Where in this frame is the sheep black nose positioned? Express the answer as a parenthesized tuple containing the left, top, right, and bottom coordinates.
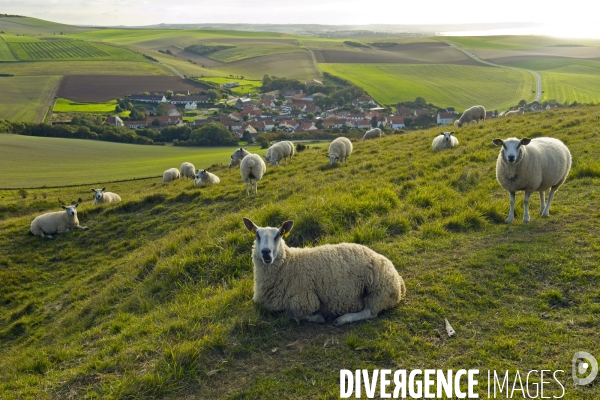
(508, 155, 515, 162)
(261, 248, 271, 255)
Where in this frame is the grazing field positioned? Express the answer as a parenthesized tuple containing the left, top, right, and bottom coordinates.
(5, 38, 145, 61)
(0, 37, 17, 61)
(0, 134, 267, 188)
(319, 63, 534, 110)
(0, 60, 170, 76)
(52, 98, 120, 114)
(0, 76, 61, 122)
(57, 75, 209, 102)
(215, 52, 319, 80)
(1, 106, 600, 398)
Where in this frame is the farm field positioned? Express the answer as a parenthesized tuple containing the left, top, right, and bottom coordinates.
(214, 51, 319, 80)
(150, 51, 223, 78)
(0, 15, 93, 35)
(440, 35, 600, 51)
(52, 98, 119, 114)
(0, 60, 170, 76)
(0, 37, 17, 61)
(319, 63, 534, 110)
(0, 76, 61, 122)
(205, 43, 307, 63)
(1, 106, 600, 398)
(0, 134, 268, 188)
(199, 77, 263, 96)
(57, 75, 209, 102)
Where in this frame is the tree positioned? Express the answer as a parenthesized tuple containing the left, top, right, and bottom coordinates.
(242, 130, 253, 144)
(256, 135, 269, 149)
(156, 103, 169, 116)
(207, 89, 219, 102)
(306, 112, 314, 119)
(414, 97, 427, 107)
(371, 115, 378, 128)
(518, 99, 527, 107)
(243, 115, 249, 121)
(151, 119, 161, 127)
(165, 90, 173, 100)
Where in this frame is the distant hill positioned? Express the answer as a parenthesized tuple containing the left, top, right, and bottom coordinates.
(0, 15, 95, 35)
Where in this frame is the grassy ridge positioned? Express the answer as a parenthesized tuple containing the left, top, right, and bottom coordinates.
(319, 63, 534, 110)
(0, 61, 169, 76)
(0, 76, 61, 122)
(1, 106, 600, 398)
(207, 44, 306, 63)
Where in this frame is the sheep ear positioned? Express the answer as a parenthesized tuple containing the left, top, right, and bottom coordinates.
(61, 205, 66, 209)
(101, 187, 106, 192)
(243, 218, 257, 233)
(492, 139, 503, 146)
(279, 220, 294, 238)
(520, 138, 531, 146)
(450, 132, 455, 135)
(90, 188, 95, 192)
(75, 203, 79, 208)
(440, 132, 445, 135)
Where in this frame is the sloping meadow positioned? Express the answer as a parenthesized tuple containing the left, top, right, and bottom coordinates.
(1, 106, 600, 398)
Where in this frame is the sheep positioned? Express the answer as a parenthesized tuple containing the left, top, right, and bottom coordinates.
(229, 147, 250, 169)
(91, 187, 121, 205)
(504, 107, 526, 116)
(243, 218, 406, 326)
(30, 204, 87, 239)
(162, 167, 180, 183)
(492, 137, 571, 223)
(180, 162, 196, 179)
(362, 127, 382, 140)
(240, 153, 266, 195)
(194, 169, 220, 186)
(432, 131, 459, 151)
(279, 140, 294, 161)
(327, 137, 353, 165)
(265, 141, 294, 166)
(455, 105, 486, 127)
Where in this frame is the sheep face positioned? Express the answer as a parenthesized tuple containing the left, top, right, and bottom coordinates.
(61, 204, 79, 217)
(195, 170, 206, 179)
(243, 218, 294, 265)
(493, 137, 531, 164)
(91, 188, 106, 201)
(440, 132, 454, 142)
(328, 154, 340, 165)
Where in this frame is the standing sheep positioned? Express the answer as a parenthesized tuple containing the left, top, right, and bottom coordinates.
(327, 137, 353, 165)
(504, 107, 526, 117)
(162, 168, 180, 183)
(30, 204, 87, 239)
(492, 137, 571, 223)
(432, 132, 459, 151)
(240, 154, 266, 195)
(229, 147, 250, 169)
(279, 140, 294, 161)
(243, 218, 406, 325)
(180, 162, 196, 179)
(454, 105, 486, 127)
(91, 187, 121, 205)
(194, 169, 220, 186)
(362, 127, 382, 141)
(265, 141, 294, 166)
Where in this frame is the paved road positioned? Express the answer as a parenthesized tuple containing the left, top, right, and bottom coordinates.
(444, 41, 542, 102)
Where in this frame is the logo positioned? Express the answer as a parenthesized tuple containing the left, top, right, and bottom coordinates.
(572, 351, 598, 386)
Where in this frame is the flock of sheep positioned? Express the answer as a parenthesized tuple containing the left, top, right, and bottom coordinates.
(28, 104, 573, 326)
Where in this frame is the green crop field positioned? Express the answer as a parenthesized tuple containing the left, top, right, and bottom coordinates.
(0, 37, 17, 61)
(207, 44, 307, 63)
(215, 51, 319, 80)
(0, 60, 169, 76)
(52, 98, 120, 114)
(199, 77, 263, 96)
(319, 63, 534, 110)
(0, 76, 61, 122)
(1, 106, 600, 398)
(4, 38, 145, 61)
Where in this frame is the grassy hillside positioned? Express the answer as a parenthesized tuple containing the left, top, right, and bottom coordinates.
(0, 60, 169, 76)
(0, 16, 93, 35)
(441, 35, 600, 51)
(1, 106, 600, 398)
(319, 63, 534, 110)
(0, 76, 61, 122)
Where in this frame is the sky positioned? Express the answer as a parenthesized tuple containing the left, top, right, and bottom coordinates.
(2, 0, 600, 38)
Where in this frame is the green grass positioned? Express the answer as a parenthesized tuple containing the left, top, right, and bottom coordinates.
(0, 60, 169, 76)
(207, 44, 307, 63)
(319, 63, 534, 110)
(1, 106, 600, 398)
(440, 35, 600, 51)
(0, 75, 61, 122)
(4, 38, 145, 61)
(52, 98, 120, 114)
(0, 16, 93, 35)
(0, 36, 17, 61)
(199, 77, 263, 96)
(215, 51, 319, 80)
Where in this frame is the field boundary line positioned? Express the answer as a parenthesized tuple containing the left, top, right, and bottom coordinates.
(0, 174, 163, 190)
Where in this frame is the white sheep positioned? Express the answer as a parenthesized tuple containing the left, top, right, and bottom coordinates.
(30, 204, 88, 239)
(327, 137, 353, 165)
(180, 162, 196, 179)
(194, 169, 220, 186)
(229, 147, 250, 169)
(455, 105, 486, 127)
(504, 107, 526, 116)
(492, 137, 571, 223)
(362, 127, 382, 140)
(243, 218, 406, 325)
(240, 153, 266, 195)
(432, 131, 459, 151)
(91, 187, 121, 205)
(162, 167, 180, 183)
(279, 140, 294, 161)
(265, 141, 294, 166)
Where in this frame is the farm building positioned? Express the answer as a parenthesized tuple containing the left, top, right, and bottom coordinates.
(106, 116, 124, 126)
(235, 97, 253, 109)
(185, 102, 197, 111)
(129, 94, 167, 103)
(125, 120, 147, 129)
(171, 95, 210, 105)
(388, 116, 405, 129)
(437, 112, 454, 125)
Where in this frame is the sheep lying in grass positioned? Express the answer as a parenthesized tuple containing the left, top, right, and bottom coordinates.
(91, 187, 121, 205)
(30, 204, 87, 239)
(504, 107, 526, 117)
(265, 141, 294, 166)
(362, 127, 382, 140)
(162, 168, 180, 183)
(180, 162, 196, 179)
(240, 154, 266, 195)
(492, 137, 572, 223)
(454, 105, 486, 127)
(194, 169, 220, 186)
(432, 132, 459, 151)
(229, 147, 250, 168)
(327, 137, 353, 165)
(243, 218, 406, 325)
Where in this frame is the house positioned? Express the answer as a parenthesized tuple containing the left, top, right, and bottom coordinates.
(260, 99, 276, 109)
(445, 107, 455, 114)
(263, 118, 275, 131)
(322, 118, 346, 129)
(396, 107, 412, 117)
(185, 101, 197, 111)
(294, 122, 318, 133)
(125, 120, 146, 129)
(437, 112, 454, 126)
(281, 89, 303, 98)
(354, 119, 373, 129)
(164, 104, 181, 116)
(280, 120, 299, 130)
(414, 109, 431, 117)
(171, 95, 210, 105)
(235, 97, 253, 109)
(305, 79, 323, 86)
(129, 94, 167, 103)
(190, 119, 211, 128)
(228, 112, 243, 122)
(219, 117, 242, 131)
(388, 116, 405, 129)
(145, 115, 183, 127)
(239, 123, 257, 136)
(354, 96, 376, 106)
(106, 116, 124, 126)
(485, 111, 497, 119)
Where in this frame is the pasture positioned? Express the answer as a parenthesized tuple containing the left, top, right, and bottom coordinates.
(1, 106, 599, 398)
(318, 63, 534, 110)
(0, 76, 61, 122)
(0, 134, 268, 188)
(52, 98, 120, 114)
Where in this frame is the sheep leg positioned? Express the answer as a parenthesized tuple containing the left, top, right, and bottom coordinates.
(74, 225, 88, 230)
(253, 180, 258, 195)
(302, 312, 326, 324)
(539, 190, 546, 214)
(333, 308, 374, 326)
(523, 191, 532, 223)
(542, 187, 559, 217)
(245, 181, 249, 196)
(506, 192, 516, 223)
